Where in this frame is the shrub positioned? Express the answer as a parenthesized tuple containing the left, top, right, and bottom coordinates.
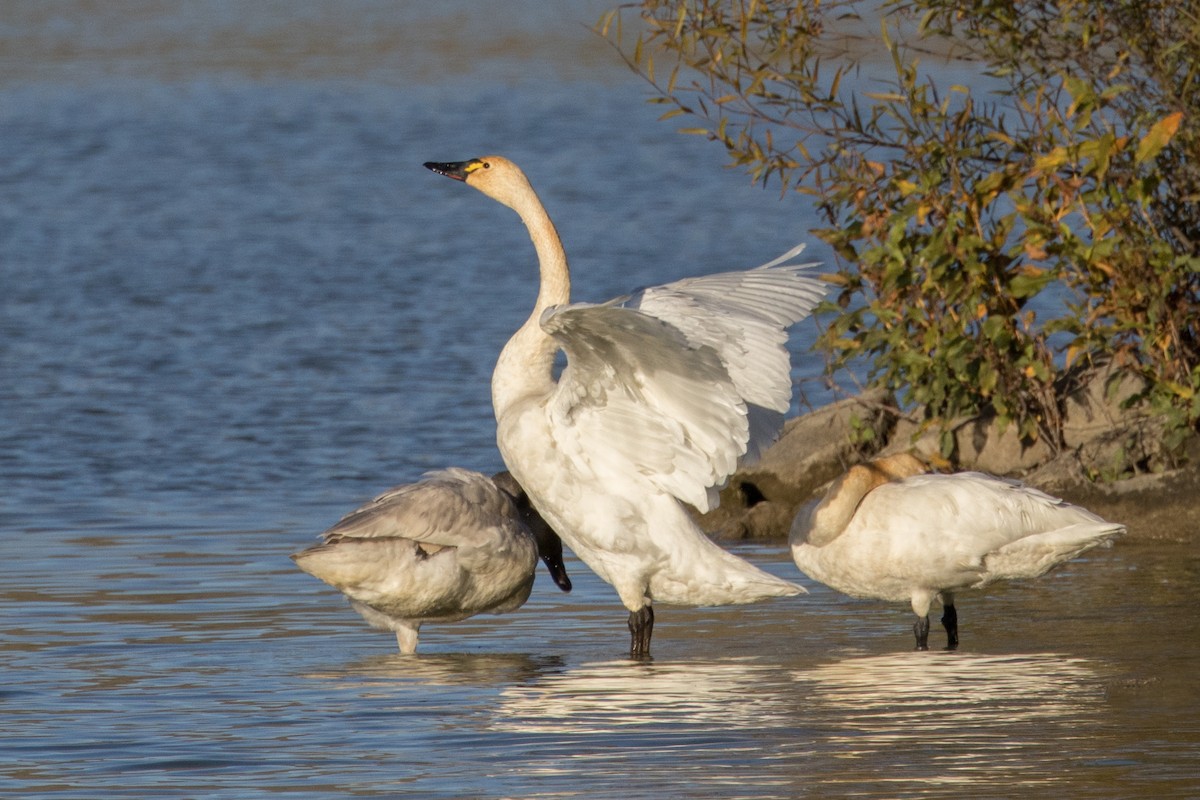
(601, 0, 1199, 469)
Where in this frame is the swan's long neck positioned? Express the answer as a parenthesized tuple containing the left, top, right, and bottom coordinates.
(492, 187, 570, 420)
(800, 468, 878, 548)
(799, 454, 928, 548)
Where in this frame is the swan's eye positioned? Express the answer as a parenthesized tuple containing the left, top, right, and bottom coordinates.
(482, 162, 491, 169)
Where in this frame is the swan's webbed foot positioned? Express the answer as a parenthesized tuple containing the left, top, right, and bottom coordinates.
(913, 615, 930, 651)
(941, 603, 959, 651)
(628, 606, 654, 659)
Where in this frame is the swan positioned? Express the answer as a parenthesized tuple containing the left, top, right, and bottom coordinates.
(788, 453, 1126, 650)
(424, 155, 827, 657)
(292, 468, 572, 654)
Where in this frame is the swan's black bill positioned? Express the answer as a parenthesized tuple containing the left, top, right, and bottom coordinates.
(490, 469, 573, 594)
(424, 160, 474, 181)
(542, 551, 572, 593)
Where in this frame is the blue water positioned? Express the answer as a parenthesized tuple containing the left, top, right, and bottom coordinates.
(2, 3, 1198, 798)
(0, 72, 836, 526)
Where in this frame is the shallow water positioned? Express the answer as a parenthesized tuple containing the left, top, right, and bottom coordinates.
(2, 3, 1198, 798)
(4, 537, 1198, 798)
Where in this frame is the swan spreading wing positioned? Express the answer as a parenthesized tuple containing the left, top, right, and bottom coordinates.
(424, 156, 818, 655)
(618, 243, 825, 462)
(540, 246, 826, 513)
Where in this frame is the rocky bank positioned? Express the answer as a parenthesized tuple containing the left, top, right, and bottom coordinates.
(698, 368, 1200, 545)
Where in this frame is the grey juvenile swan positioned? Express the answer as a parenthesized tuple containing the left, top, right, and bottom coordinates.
(425, 156, 827, 657)
(293, 468, 572, 654)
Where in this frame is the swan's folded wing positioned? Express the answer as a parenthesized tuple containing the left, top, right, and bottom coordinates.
(541, 303, 749, 513)
(887, 473, 1117, 571)
(615, 245, 827, 460)
(320, 468, 518, 548)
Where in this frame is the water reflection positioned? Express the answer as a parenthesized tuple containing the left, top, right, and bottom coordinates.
(493, 657, 790, 733)
(305, 651, 566, 688)
(792, 651, 1104, 792)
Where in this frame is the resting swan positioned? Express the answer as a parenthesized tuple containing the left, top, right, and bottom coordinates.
(292, 468, 572, 654)
(425, 156, 826, 657)
(788, 453, 1126, 649)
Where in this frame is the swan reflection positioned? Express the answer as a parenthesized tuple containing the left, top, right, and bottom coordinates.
(792, 651, 1102, 789)
(493, 657, 789, 734)
(304, 651, 565, 689)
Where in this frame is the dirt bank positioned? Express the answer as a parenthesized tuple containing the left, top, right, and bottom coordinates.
(697, 385, 1200, 545)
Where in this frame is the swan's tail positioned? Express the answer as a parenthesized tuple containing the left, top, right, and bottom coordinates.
(651, 530, 808, 606)
(985, 521, 1125, 581)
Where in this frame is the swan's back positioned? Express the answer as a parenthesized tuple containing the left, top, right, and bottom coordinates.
(322, 467, 526, 549)
(292, 469, 541, 625)
(798, 470, 1124, 599)
(861, 472, 1119, 558)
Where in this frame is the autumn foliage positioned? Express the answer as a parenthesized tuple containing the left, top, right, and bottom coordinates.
(602, 0, 1199, 474)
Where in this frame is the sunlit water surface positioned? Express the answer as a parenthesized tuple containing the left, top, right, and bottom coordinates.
(2, 3, 1198, 798)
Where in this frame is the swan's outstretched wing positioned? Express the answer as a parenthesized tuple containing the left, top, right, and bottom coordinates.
(542, 303, 748, 512)
(321, 468, 518, 548)
(614, 245, 827, 462)
(540, 247, 827, 513)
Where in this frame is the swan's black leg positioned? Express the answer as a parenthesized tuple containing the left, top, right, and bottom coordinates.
(628, 606, 654, 659)
(913, 615, 930, 650)
(941, 603, 959, 651)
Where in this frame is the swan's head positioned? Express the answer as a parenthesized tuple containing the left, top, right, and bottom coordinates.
(491, 470, 573, 593)
(424, 156, 534, 211)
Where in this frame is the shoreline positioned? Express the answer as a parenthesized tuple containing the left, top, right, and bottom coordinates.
(698, 389, 1200, 546)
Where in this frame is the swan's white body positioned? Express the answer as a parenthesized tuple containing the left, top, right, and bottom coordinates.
(292, 468, 570, 654)
(425, 156, 825, 654)
(789, 454, 1125, 648)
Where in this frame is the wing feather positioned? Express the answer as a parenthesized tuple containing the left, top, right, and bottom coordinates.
(538, 246, 826, 513)
(321, 468, 516, 548)
(614, 245, 827, 462)
(541, 303, 748, 512)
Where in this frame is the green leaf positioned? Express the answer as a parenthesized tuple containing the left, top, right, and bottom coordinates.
(1010, 269, 1053, 298)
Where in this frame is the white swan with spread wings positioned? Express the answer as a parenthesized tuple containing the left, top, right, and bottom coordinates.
(425, 156, 826, 657)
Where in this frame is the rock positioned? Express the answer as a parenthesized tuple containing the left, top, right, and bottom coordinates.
(1061, 362, 1147, 448)
(696, 389, 891, 539)
(1060, 362, 1167, 478)
(881, 413, 1054, 474)
(696, 364, 1196, 543)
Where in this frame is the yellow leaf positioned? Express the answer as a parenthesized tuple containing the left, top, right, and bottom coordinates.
(1135, 111, 1184, 165)
(1164, 381, 1195, 400)
(1033, 147, 1068, 173)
